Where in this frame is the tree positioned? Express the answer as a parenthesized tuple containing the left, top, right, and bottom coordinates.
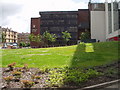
(34, 34, 42, 43)
(19, 42, 26, 47)
(62, 31, 71, 45)
(49, 34, 57, 46)
(26, 43, 30, 47)
(2, 33, 6, 43)
(29, 34, 42, 42)
(29, 34, 42, 47)
(29, 34, 35, 42)
(43, 31, 51, 45)
(80, 30, 90, 41)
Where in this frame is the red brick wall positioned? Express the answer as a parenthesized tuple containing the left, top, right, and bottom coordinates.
(77, 9, 90, 40)
(30, 17, 40, 48)
(78, 9, 89, 24)
(31, 17, 40, 35)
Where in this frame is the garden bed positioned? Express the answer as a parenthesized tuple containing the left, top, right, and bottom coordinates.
(1, 60, 120, 89)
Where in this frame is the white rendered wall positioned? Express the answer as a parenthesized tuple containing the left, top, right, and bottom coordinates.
(105, 1, 120, 39)
(91, 11, 106, 42)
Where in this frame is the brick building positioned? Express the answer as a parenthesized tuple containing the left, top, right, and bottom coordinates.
(30, 17, 41, 48)
(40, 11, 78, 45)
(17, 32, 30, 44)
(78, 9, 90, 39)
(30, 10, 90, 48)
(0, 26, 17, 43)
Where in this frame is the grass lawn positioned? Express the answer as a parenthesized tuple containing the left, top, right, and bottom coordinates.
(1, 41, 120, 68)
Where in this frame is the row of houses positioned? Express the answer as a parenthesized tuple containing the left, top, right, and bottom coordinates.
(30, 1, 120, 48)
(0, 26, 30, 48)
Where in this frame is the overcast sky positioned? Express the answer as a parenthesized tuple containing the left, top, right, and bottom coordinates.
(0, 0, 113, 33)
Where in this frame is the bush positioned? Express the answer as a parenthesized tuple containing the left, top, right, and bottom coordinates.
(7, 62, 16, 71)
(21, 80, 35, 88)
(3, 76, 13, 83)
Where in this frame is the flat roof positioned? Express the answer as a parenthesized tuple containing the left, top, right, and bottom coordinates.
(39, 11, 78, 15)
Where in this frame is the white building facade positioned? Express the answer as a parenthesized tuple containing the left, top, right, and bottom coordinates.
(90, 0, 120, 42)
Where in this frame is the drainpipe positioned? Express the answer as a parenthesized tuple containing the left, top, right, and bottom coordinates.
(111, 0, 114, 33)
(105, 0, 109, 40)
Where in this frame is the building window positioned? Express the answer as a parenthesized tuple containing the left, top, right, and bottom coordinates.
(33, 25, 36, 28)
(32, 29, 37, 32)
(94, 4, 98, 9)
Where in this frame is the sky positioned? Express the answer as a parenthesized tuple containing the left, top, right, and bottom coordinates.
(0, 0, 115, 33)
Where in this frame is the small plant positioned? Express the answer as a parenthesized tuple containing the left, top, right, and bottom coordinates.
(3, 76, 13, 83)
(31, 75, 41, 84)
(47, 69, 64, 87)
(23, 64, 29, 71)
(39, 67, 49, 74)
(7, 62, 16, 71)
(21, 80, 35, 88)
(12, 70, 22, 81)
(16, 68, 23, 72)
(12, 70, 22, 76)
(31, 75, 41, 79)
(3, 76, 13, 87)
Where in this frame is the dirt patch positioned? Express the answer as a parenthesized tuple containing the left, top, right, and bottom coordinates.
(1, 60, 119, 89)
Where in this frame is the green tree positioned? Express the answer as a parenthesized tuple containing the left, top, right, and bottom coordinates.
(80, 30, 90, 41)
(49, 34, 57, 46)
(62, 31, 71, 45)
(34, 34, 42, 42)
(29, 34, 42, 47)
(19, 42, 26, 47)
(43, 31, 51, 45)
(2, 33, 6, 43)
(29, 34, 42, 42)
(29, 34, 35, 42)
(26, 43, 30, 47)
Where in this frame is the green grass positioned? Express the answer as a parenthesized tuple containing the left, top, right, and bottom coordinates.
(1, 41, 120, 68)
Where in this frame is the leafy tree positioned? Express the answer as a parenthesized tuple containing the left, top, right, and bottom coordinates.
(19, 42, 26, 47)
(34, 34, 42, 43)
(49, 34, 57, 46)
(26, 43, 30, 47)
(80, 30, 90, 41)
(29, 34, 35, 42)
(29, 34, 42, 47)
(62, 31, 71, 45)
(29, 34, 42, 42)
(43, 31, 51, 45)
(2, 33, 6, 43)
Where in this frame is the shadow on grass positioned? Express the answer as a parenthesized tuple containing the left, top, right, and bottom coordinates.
(58, 42, 119, 88)
(70, 43, 105, 68)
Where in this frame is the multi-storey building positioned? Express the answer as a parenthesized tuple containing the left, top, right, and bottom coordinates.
(89, 0, 120, 42)
(78, 9, 90, 39)
(17, 32, 30, 44)
(30, 17, 41, 48)
(0, 26, 17, 43)
(31, 10, 90, 47)
(40, 11, 78, 45)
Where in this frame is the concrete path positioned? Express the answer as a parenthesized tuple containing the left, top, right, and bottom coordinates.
(105, 82, 120, 89)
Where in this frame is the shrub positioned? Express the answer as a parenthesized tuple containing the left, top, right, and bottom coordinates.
(3, 76, 13, 84)
(12, 70, 22, 76)
(31, 75, 41, 84)
(7, 62, 16, 71)
(21, 80, 35, 88)
(31, 75, 41, 79)
(47, 69, 64, 87)
(23, 64, 29, 71)
(3, 76, 13, 82)
(12, 70, 22, 81)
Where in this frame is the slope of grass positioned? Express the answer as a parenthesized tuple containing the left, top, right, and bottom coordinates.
(1, 41, 119, 68)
